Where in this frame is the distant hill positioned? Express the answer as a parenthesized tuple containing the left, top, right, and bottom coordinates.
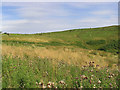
(34, 25, 119, 53)
(2, 25, 119, 54)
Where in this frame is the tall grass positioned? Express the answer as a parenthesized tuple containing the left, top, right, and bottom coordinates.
(2, 25, 119, 88)
(2, 55, 119, 88)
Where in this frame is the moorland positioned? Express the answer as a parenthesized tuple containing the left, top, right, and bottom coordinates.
(2, 25, 120, 88)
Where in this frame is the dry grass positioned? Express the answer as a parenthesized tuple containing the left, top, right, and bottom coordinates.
(2, 45, 118, 68)
(2, 36, 50, 43)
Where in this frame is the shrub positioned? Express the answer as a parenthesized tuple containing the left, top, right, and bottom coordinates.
(75, 41, 87, 49)
(98, 40, 119, 53)
(86, 40, 106, 46)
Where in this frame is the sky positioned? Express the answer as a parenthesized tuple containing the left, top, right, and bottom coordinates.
(2, 2, 118, 34)
(2, 0, 120, 2)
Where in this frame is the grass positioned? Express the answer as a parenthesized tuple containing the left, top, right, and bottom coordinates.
(2, 55, 119, 88)
(2, 25, 119, 88)
(2, 25, 119, 53)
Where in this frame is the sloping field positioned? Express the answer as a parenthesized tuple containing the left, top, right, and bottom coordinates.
(2, 25, 119, 88)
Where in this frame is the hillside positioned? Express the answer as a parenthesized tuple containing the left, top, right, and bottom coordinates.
(2, 25, 119, 53)
(2, 25, 119, 88)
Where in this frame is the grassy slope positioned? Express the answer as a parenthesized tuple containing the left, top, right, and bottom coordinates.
(2, 25, 119, 88)
(2, 25, 119, 52)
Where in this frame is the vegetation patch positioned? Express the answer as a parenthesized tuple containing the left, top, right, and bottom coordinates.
(2, 56, 119, 88)
(2, 25, 119, 88)
(86, 40, 106, 46)
(98, 40, 119, 54)
(75, 41, 87, 49)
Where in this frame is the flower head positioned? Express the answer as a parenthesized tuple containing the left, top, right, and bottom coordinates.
(98, 80, 101, 84)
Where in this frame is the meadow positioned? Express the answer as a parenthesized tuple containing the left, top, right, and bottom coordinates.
(2, 25, 120, 88)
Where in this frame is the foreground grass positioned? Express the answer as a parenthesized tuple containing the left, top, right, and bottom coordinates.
(2, 45, 118, 68)
(2, 55, 119, 88)
(2, 45, 119, 88)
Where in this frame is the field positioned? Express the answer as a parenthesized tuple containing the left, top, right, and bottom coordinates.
(2, 25, 120, 88)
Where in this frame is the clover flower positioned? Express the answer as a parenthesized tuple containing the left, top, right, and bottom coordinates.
(36, 82, 38, 85)
(59, 80, 65, 85)
(42, 85, 46, 88)
(81, 75, 88, 79)
(80, 86, 83, 88)
(93, 84, 96, 88)
(98, 80, 101, 84)
(39, 82, 44, 87)
(47, 85, 51, 88)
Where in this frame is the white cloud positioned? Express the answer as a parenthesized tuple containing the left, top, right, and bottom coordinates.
(3, 20, 69, 33)
(18, 7, 69, 18)
(2, 0, 119, 2)
(91, 10, 116, 15)
(2, 2, 118, 33)
(3, 15, 117, 33)
(76, 15, 117, 28)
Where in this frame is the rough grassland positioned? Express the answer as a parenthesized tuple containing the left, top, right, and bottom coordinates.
(2, 25, 120, 88)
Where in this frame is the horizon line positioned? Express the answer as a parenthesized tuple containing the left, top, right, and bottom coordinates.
(1, 24, 118, 34)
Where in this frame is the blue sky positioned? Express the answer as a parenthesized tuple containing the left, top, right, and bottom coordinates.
(2, 2, 118, 33)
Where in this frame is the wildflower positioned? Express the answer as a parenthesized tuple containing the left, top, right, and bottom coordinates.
(38, 56, 40, 58)
(98, 80, 101, 84)
(93, 84, 96, 88)
(80, 86, 83, 88)
(42, 85, 46, 88)
(47, 81, 52, 86)
(108, 76, 112, 78)
(90, 69, 93, 72)
(109, 83, 112, 87)
(36, 82, 38, 85)
(81, 75, 88, 79)
(52, 82, 54, 86)
(91, 77, 93, 80)
(89, 80, 92, 84)
(107, 70, 109, 72)
(47, 85, 51, 88)
(39, 82, 41, 85)
(111, 74, 115, 76)
(96, 64, 99, 67)
(39, 82, 44, 86)
(59, 80, 65, 85)
(75, 81, 78, 84)
(75, 77, 79, 80)
(113, 74, 115, 76)
(46, 71, 48, 76)
(81, 75, 86, 79)
(13, 67, 16, 69)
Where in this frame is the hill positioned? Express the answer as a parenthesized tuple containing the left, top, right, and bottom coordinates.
(2, 25, 119, 88)
(2, 25, 119, 54)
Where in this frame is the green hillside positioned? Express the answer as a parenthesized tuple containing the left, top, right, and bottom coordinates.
(2, 25, 119, 88)
(2, 25, 119, 54)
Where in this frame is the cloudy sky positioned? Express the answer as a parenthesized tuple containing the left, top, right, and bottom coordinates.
(2, 2, 118, 34)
